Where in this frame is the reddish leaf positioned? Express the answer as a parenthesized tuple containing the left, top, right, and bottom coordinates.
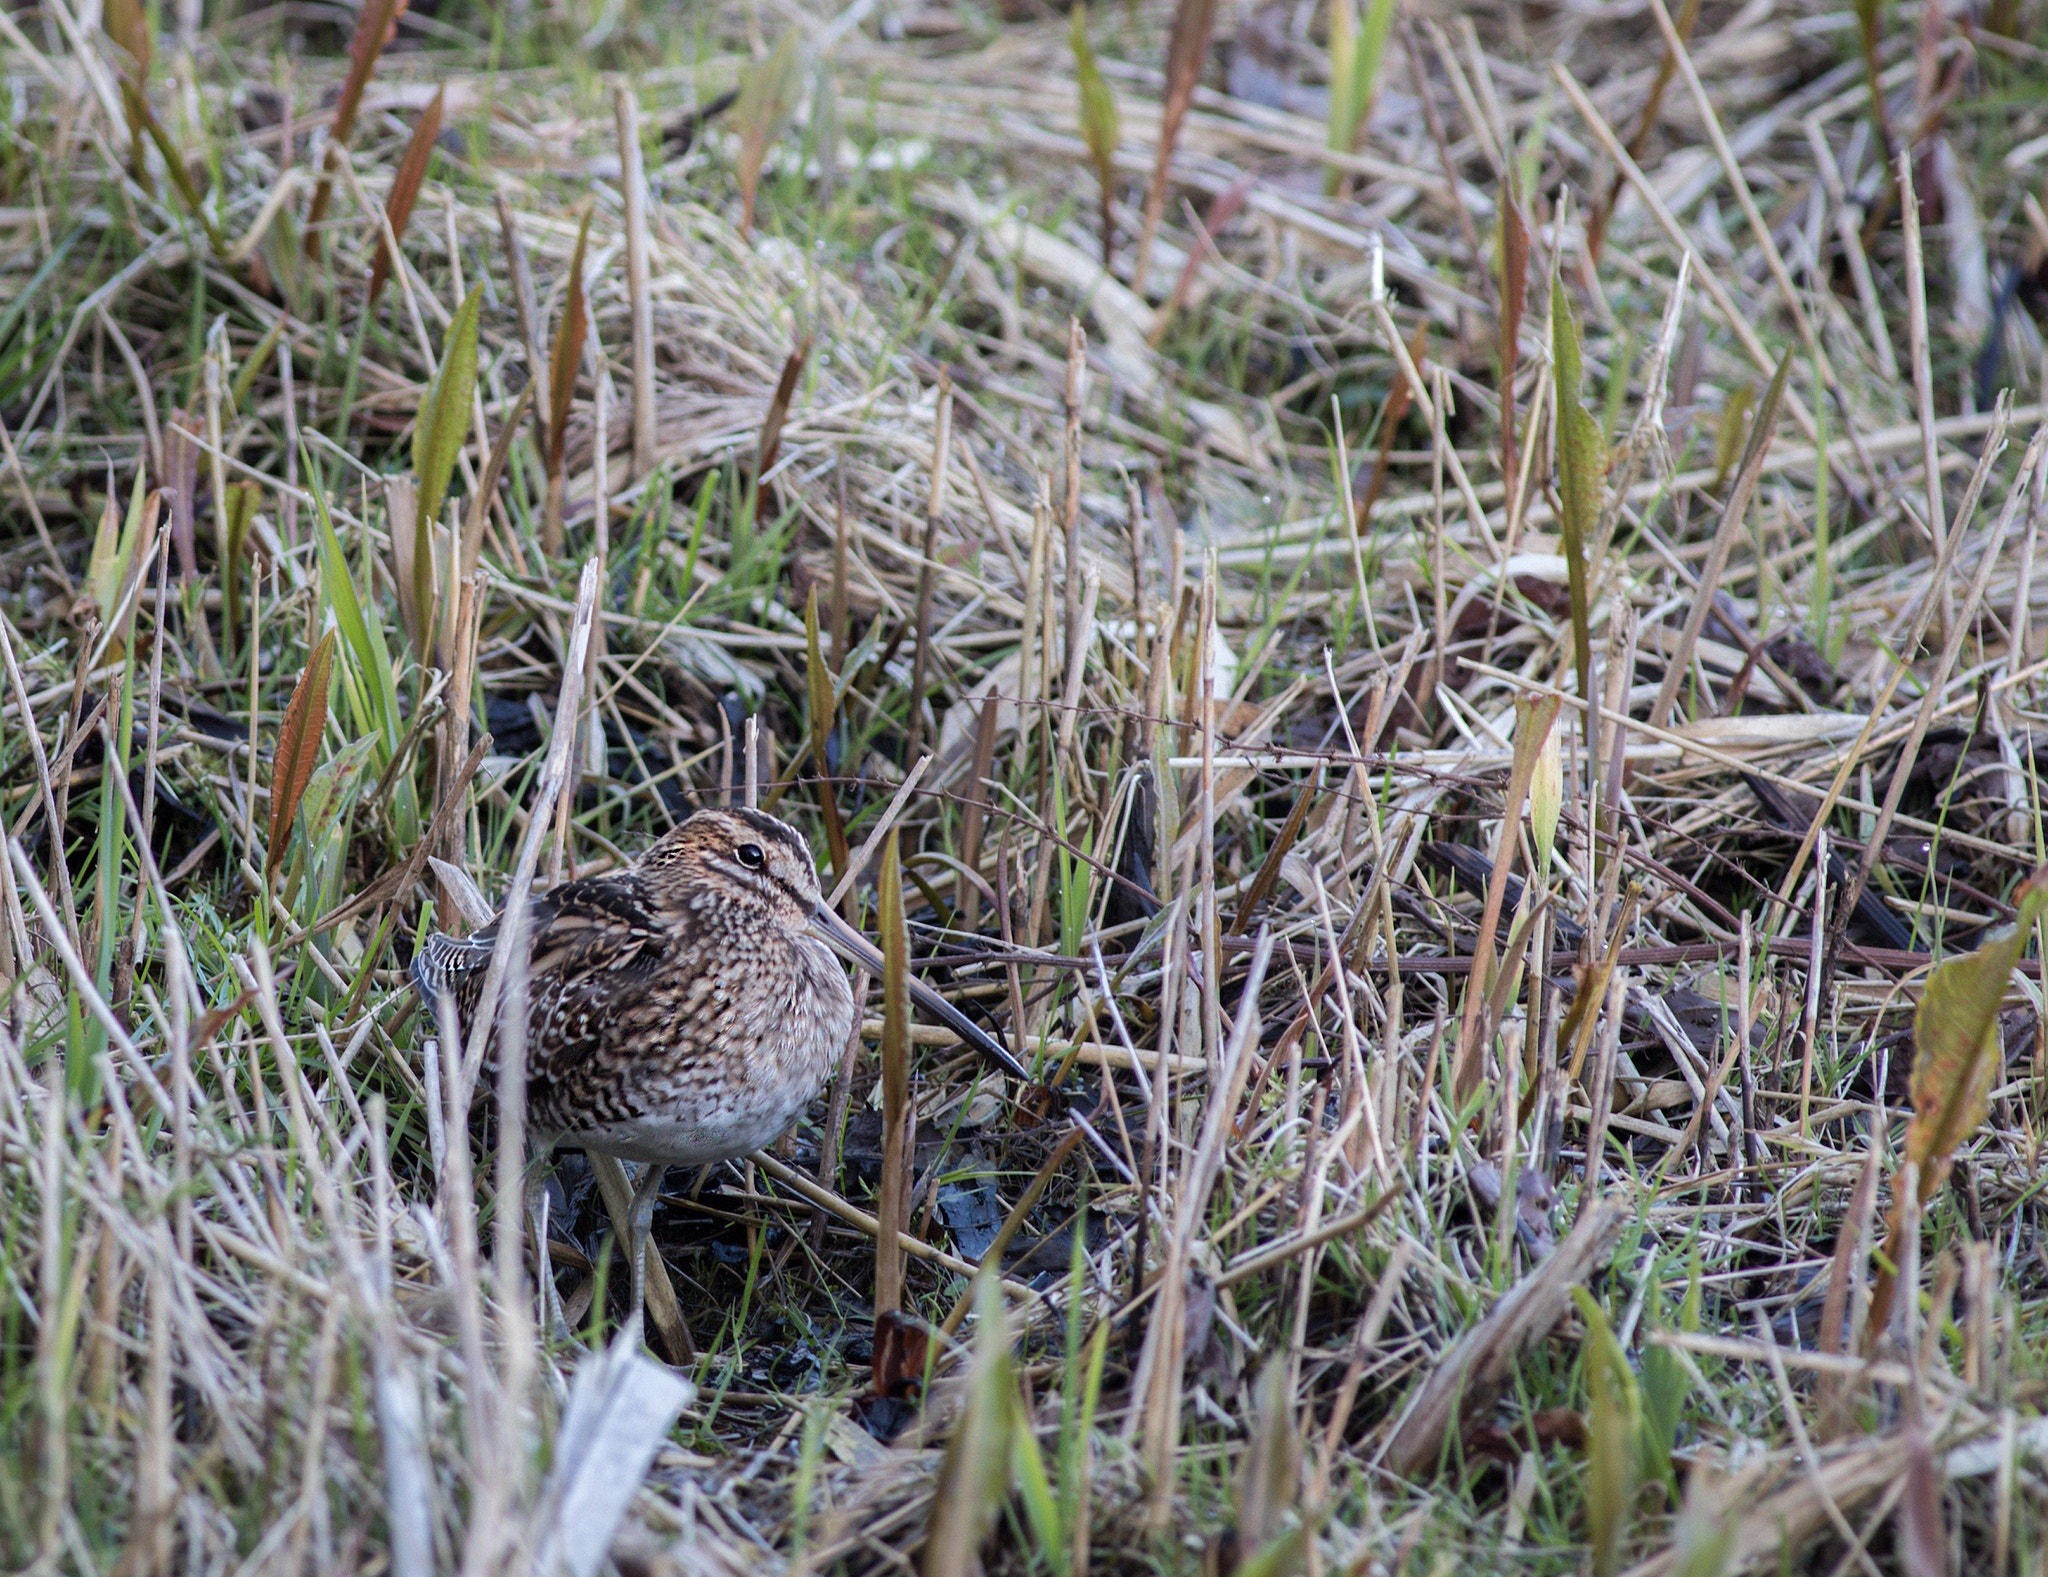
(1132, 0, 1219, 284)
(754, 338, 810, 497)
(367, 86, 444, 308)
(1354, 320, 1427, 531)
(870, 1308, 932, 1401)
(266, 628, 337, 882)
(547, 208, 594, 479)
(304, 0, 410, 255)
(732, 32, 800, 238)
(1499, 188, 1528, 511)
(541, 207, 594, 556)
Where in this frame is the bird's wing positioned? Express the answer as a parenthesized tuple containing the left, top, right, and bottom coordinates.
(409, 875, 669, 1017)
(524, 877, 669, 983)
(409, 921, 504, 1003)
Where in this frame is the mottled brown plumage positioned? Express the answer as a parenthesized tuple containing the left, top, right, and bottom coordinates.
(410, 806, 856, 1335)
(414, 806, 854, 1164)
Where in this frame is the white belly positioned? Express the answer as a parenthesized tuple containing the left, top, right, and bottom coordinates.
(565, 1091, 808, 1168)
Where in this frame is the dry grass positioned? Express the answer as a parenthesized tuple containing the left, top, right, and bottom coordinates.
(3, 0, 2048, 1572)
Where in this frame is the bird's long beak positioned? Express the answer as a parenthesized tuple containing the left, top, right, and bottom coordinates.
(809, 903, 1033, 1086)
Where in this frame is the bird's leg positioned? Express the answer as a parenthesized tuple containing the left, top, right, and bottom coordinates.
(624, 1161, 668, 1348)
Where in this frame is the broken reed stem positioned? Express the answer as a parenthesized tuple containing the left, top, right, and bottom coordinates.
(1061, 320, 1087, 664)
(616, 81, 656, 486)
(905, 369, 952, 764)
(874, 828, 911, 1320)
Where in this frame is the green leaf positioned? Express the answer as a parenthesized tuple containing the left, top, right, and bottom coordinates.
(89, 468, 146, 621)
(291, 730, 376, 850)
(306, 453, 398, 757)
(1009, 1399, 1065, 1577)
(413, 282, 482, 534)
(922, 1272, 1017, 1577)
(1070, 4, 1120, 189)
(1234, 1527, 1310, 1577)
(1324, 0, 1393, 192)
(222, 480, 259, 658)
(1327, 0, 1355, 176)
(1351, 0, 1396, 136)
(1638, 1276, 1693, 1493)
(1551, 278, 1601, 727)
(1574, 1286, 1642, 1577)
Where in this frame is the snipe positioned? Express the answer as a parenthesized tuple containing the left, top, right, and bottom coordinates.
(410, 805, 1027, 1340)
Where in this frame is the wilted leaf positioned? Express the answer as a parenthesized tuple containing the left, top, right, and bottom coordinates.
(1895, 1427, 1945, 1577)
(103, 0, 155, 183)
(528, 1326, 695, 1577)
(1902, 867, 2048, 1188)
(367, 86, 445, 308)
(755, 338, 810, 495)
(1159, 0, 1218, 154)
(1387, 1198, 1627, 1476)
(1236, 1356, 1301, 1549)
(1851, 0, 1894, 187)
(413, 283, 481, 534)
(1552, 279, 1601, 726)
(804, 588, 850, 879)
(164, 411, 200, 580)
(1453, 688, 1560, 1103)
(1354, 320, 1427, 530)
(733, 32, 802, 238)
(385, 473, 433, 666)
(1863, 873, 2048, 1343)
(1525, 692, 1564, 869)
(102, 0, 150, 76)
(267, 628, 337, 882)
(1668, 1462, 1738, 1577)
(445, 379, 533, 664)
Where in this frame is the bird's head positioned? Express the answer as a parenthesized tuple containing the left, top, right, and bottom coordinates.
(640, 807, 824, 922)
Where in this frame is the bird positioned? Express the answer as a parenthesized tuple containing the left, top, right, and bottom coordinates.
(409, 804, 1032, 1347)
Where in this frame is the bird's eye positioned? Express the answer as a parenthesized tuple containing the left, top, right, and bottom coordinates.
(735, 843, 766, 869)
